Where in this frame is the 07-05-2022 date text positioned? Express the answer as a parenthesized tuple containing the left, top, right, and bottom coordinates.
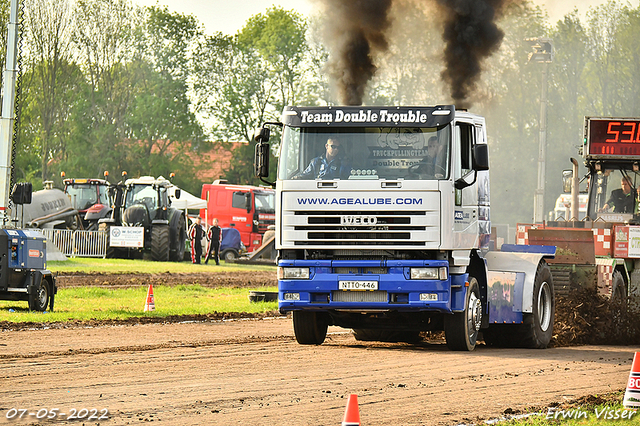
(5, 407, 109, 421)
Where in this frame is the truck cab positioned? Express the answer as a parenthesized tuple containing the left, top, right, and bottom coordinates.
(200, 180, 275, 252)
(256, 105, 555, 351)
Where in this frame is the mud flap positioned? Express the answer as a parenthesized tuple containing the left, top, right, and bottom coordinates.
(484, 245, 555, 314)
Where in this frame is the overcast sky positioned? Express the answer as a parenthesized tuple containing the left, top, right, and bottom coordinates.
(134, 0, 640, 35)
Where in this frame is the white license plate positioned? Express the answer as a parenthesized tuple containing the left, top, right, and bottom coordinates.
(338, 280, 378, 291)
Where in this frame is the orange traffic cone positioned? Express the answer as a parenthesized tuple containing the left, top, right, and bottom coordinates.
(624, 352, 640, 408)
(342, 394, 360, 426)
(144, 284, 155, 312)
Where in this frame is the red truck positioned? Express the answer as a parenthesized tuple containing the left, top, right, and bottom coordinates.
(200, 180, 275, 252)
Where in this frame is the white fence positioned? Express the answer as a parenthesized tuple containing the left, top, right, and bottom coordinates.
(39, 229, 109, 258)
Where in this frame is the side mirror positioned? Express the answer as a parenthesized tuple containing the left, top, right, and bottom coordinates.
(472, 144, 489, 171)
(174, 188, 181, 200)
(562, 169, 572, 193)
(255, 127, 270, 143)
(254, 142, 270, 178)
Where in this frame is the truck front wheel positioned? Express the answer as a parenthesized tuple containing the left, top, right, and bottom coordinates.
(293, 311, 328, 345)
(444, 278, 482, 351)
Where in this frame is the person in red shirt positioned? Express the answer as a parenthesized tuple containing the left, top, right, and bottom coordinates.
(205, 218, 222, 265)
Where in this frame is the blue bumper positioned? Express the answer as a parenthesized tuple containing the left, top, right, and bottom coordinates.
(278, 259, 469, 314)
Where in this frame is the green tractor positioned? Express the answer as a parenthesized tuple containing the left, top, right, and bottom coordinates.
(99, 175, 186, 261)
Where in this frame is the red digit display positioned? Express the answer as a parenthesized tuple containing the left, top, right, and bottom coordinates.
(588, 119, 640, 157)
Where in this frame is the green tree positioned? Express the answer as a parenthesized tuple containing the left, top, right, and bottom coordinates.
(19, 0, 76, 185)
(474, 2, 549, 225)
(194, 9, 309, 185)
(238, 6, 308, 112)
(124, 6, 206, 193)
(545, 10, 590, 212)
(584, 0, 630, 116)
(611, 4, 640, 114)
(68, 0, 141, 178)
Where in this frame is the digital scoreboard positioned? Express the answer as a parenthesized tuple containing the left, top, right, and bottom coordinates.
(586, 118, 640, 158)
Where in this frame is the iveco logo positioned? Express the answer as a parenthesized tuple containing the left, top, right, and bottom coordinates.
(341, 215, 377, 226)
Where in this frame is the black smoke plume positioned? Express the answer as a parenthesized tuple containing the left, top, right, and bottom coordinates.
(435, 0, 509, 107)
(320, 0, 393, 105)
(319, 0, 511, 107)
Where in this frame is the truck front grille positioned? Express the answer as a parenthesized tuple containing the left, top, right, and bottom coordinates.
(292, 210, 429, 246)
(332, 291, 388, 303)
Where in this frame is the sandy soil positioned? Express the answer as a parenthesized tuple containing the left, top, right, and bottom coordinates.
(0, 271, 637, 425)
(0, 318, 635, 426)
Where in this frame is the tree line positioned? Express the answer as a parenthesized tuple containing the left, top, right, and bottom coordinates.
(0, 0, 638, 226)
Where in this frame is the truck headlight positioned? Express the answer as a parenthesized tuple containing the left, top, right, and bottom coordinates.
(410, 267, 448, 280)
(278, 267, 310, 279)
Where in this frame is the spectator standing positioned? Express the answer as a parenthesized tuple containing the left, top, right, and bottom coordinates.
(188, 217, 205, 264)
(205, 218, 222, 265)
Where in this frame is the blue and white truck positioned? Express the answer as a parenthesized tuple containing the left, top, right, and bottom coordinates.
(254, 105, 555, 351)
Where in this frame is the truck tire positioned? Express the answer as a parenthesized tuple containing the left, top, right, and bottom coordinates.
(611, 270, 628, 312)
(293, 311, 328, 345)
(444, 278, 482, 351)
(518, 261, 554, 349)
(151, 225, 170, 261)
(28, 276, 50, 312)
(352, 329, 421, 343)
(169, 214, 186, 262)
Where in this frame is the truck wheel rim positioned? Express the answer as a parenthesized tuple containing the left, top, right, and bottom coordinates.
(468, 292, 482, 335)
(537, 282, 552, 332)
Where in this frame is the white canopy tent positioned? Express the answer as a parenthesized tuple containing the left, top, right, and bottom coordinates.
(168, 186, 207, 211)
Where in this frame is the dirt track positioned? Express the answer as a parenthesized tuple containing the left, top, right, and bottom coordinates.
(0, 317, 635, 426)
(0, 271, 637, 425)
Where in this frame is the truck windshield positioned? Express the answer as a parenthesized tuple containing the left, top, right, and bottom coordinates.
(588, 167, 640, 218)
(278, 125, 451, 181)
(126, 185, 158, 210)
(66, 184, 109, 210)
(254, 191, 275, 213)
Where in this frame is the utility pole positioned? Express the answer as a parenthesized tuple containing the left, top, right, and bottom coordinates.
(0, 0, 19, 224)
(526, 37, 554, 224)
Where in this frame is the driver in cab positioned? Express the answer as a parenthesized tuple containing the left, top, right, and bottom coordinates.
(601, 176, 636, 213)
(295, 138, 351, 180)
(410, 136, 444, 177)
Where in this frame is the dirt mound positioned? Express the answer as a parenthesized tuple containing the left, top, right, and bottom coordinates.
(552, 289, 640, 346)
(56, 270, 277, 289)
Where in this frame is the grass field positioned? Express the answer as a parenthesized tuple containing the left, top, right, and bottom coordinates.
(0, 258, 278, 323)
(497, 392, 637, 425)
(0, 285, 278, 323)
